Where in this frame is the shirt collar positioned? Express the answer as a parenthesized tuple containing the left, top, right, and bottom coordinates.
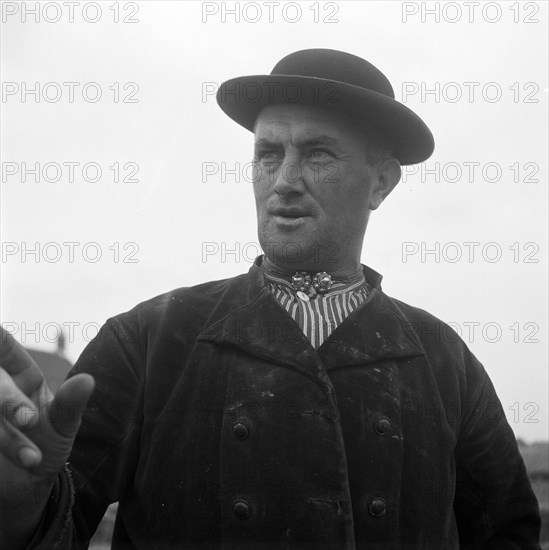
(255, 255, 377, 295)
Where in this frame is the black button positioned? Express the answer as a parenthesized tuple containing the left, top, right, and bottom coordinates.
(232, 499, 251, 520)
(232, 421, 249, 440)
(368, 497, 386, 517)
(374, 416, 391, 436)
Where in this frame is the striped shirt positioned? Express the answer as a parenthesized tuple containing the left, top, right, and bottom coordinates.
(263, 270, 370, 349)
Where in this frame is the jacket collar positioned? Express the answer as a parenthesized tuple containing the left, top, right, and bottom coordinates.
(198, 257, 425, 379)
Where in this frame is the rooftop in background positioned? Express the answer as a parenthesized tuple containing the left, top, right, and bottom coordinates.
(519, 440, 549, 480)
(26, 347, 72, 393)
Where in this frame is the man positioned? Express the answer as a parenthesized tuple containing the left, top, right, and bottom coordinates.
(0, 49, 541, 549)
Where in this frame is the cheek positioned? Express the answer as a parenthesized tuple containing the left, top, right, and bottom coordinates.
(252, 163, 277, 196)
(325, 197, 367, 226)
(252, 180, 268, 208)
(301, 162, 338, 187)
(317, 169, 371, 212)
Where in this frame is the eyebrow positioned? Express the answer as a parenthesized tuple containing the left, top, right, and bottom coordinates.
(254, 134, 342, 152)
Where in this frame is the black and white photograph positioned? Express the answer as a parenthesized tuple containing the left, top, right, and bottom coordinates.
(1, 1, 547, 548)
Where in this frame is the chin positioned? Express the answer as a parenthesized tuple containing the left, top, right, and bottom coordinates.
(259, 230, 333, 270)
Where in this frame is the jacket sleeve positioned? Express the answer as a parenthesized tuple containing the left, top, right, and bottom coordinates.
(26, 315, 144, 550)
(453, 347, 541, 550)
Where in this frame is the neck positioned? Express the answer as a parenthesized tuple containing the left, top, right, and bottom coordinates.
(261, 255, 363, 280)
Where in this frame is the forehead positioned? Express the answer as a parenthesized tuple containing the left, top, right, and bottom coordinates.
(254, 104, 360, 142)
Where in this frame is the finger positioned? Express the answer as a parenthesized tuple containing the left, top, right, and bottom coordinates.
(0, 327, 45, 395)
(0, 367, 39, 429)
(0, 417, 42, 469)
(48, 374, 95, 439)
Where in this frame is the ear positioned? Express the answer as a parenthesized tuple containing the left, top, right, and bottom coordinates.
(368, 158, 401, 210)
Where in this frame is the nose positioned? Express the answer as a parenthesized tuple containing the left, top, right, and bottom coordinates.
(272, 156, 306, 197)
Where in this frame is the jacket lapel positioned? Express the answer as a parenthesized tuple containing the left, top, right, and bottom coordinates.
(197, 262, 327, 382)
(198, 260, 425, 380)
(318, 288, 425, 370)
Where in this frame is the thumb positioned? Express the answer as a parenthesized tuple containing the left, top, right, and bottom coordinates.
(47, 374, 95, 439)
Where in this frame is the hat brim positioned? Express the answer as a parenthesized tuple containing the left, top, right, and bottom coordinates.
(217, 75, 434, 165)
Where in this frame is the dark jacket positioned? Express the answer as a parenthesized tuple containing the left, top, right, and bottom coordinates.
(33, 260, 541, 549)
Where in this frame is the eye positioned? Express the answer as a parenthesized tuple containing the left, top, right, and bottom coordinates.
(308, 149, 332, 160)
(256, 150, 282, 164)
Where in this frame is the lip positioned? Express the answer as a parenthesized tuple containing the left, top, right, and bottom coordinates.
(272, 214, 309, 226)
(270, 208, 311, 218)
(267, 206, 313, 227)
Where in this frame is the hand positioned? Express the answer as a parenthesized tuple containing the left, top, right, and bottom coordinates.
(0, 326, 94, 544)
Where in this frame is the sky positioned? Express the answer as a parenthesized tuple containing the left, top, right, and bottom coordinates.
(1, 0, 548, 442)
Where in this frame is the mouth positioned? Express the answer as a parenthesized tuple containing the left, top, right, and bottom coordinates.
(272, 215, 308, 227)
(271, 208, 311, 218)
(270, 209, 311, 227)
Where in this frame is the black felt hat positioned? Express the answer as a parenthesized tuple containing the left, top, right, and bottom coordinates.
(217, 48, 434, 165)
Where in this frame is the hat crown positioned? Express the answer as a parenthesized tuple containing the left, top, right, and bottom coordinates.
(271, 48, 395, 99)
(217, 48, 434, 164)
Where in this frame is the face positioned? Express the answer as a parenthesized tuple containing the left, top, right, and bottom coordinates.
(252, 103, 400, 275)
